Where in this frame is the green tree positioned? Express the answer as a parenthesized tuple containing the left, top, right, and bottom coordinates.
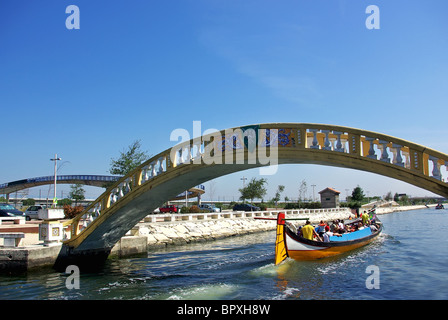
(399, 195, 410, 205)
(384, 191, 393, 201)
(22, 198, 35, 206)
(349, 185, 365, 209)
(58, 198, 72, 206)
(351, 186, 365, 202)
(272, 185, 285, 207)
(69, 184, 85, 206)
(239, 178, 267, 205)
(109, 139, 150, 176)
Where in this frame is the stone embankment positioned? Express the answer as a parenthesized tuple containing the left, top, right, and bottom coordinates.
(122, 204, 431, 251)
(132, 218, 277, 247)
(125, 208, 353, 249)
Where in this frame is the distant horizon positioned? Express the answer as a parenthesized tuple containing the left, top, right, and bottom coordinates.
(3, 186, 446, 205)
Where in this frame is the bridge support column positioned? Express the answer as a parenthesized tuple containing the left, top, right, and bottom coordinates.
(53, 245, 111, 272)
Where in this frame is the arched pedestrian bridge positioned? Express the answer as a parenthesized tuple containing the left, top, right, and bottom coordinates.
(56, 123, 448, 268)
(0, 175, 204, 202)
(0, 175, 119, 195)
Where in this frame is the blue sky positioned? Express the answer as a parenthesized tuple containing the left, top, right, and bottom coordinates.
(1, 0, 447, 201)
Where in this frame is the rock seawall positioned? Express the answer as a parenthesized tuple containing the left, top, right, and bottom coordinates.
(134, 218, 277, 247)
(123, 205, 431, 249)
(128, 208, 354, 248)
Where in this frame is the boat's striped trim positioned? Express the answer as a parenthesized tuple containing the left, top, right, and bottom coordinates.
(283, 222, 382, 260)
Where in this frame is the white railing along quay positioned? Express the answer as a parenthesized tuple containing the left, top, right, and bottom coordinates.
(141, 208, 351, 223)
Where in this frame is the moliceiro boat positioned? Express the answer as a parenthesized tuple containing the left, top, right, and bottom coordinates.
(261, 211, 382, 265)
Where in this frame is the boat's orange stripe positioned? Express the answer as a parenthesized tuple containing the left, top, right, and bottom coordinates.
(287, 238, 376, 260)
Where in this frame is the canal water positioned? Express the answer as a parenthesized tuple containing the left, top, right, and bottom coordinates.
(1, 207, 447, 300)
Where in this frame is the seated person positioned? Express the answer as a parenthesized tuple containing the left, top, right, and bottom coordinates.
(322, 225, 342, 242)
(315, 221, 326, 237)
(337, 220, 346, 233)
(330, 221, 338, 232)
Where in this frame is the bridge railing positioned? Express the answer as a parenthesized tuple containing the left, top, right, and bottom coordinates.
(261, 123, 447, 182)
(66, 151, 172, 239)
(64, 123, 448, 243)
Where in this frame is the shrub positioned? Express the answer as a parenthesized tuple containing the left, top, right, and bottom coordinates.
(63, 205, 84, 219)
(348, 201, 362, 209)
(304, 201, 321, 209)
(283, 202, 322, 209)
(284, 203, 298, 209)
(189, 205, 201, 213)
(22, 198, 35, 206)
(58, 198, 73, 206)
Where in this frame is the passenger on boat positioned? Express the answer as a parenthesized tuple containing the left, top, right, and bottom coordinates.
(322, 225, 342, 242)
(331, 221, 345, 234)
(361, 211, 370, 226)
(301, 220, 322, 241)
(315, 220, 326, 237)
(370, 212, 377, 224)
(346, 223, 357, 233)
(334, 220, 347, 233)
(346, 221, 366, 233)
(330, 220, 338, 232)
(330, 224, 347, 234)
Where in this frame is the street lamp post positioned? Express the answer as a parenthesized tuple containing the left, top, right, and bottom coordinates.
(38, 153, 65, 246)
(50, 154, 61, 207)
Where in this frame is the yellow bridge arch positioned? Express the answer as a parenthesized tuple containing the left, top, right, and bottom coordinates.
(57, 123, 448, 265)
